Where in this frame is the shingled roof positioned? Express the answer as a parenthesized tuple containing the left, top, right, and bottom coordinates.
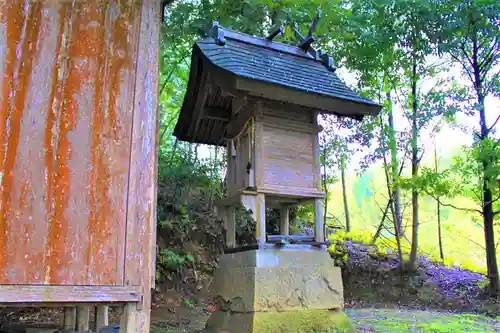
(197, 32, 378, 107)
(173, 22, 381, 145)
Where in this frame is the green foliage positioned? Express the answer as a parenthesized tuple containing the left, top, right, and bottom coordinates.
(156, 249, 195, 284)
(413, 138, 500, 214)
(159, 0, 500, 289)
(182, 298, 196, 309)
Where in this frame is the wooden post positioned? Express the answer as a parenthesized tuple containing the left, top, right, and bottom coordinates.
(225, 205, 236, 248)
(63, 307, 76, 331)
(256, 194, 266, 244)
(76, 305, 90, 331)
(280, 206, 289, 235)
(95, 305, 109, 333)
(120, 303, 137, 333)
(314, 198, 324, 242)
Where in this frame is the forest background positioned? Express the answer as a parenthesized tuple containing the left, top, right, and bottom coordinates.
(157, 0, 500, 296)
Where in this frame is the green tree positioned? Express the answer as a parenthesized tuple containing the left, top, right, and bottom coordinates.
(337, 0, 407, 237)
(435, 0, 500, 296)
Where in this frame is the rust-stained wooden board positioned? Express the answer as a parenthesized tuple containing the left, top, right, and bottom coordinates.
(123, 1, 160, 333)
(0, 286, 140, 303)
(0, 0, 144, 286)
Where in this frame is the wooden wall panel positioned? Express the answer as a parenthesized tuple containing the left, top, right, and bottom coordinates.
(260, 104, 313, 124)
(261, 125, 315, 191)
(123, 1, 160, 332)
(0, 0, 141, 285)
(234, 133, 250, 192)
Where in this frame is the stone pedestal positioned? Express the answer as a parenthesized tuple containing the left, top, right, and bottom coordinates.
(204, 245, 354, 333)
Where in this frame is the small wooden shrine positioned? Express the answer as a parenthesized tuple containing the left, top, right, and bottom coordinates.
(0, 2, 160, 333)
(174, 21, 381, 247)
(175, 20, 381, 333)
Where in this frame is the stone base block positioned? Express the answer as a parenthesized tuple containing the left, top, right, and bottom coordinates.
(204, 309, 354, 333)
(206, 246, 350, 332)
(211, 247, 343, 312)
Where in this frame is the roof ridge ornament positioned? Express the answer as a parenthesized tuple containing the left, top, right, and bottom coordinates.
(292, 8, 321, 51)
(318, 49, 337, 72)
(266, 25, 285, 41)
(206, 13, 336, 72)
(209, 21, 226, 46)
(288, 8, 336, 72)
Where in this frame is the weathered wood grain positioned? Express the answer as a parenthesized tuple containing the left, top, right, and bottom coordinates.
(64, 307, 76, 330)
(123, 1, 160, 333)
(0, 286, 140, 303)
(76, 306, 90, 331)
(0, 0, 141, 286)
(262, 125, 315, 190)
(280, 207, 290, 235)
(235, 76, 374, 118)
(119, 303, 137, 333)
(96, 305, 109, 332)
(314, 198, 324, 242)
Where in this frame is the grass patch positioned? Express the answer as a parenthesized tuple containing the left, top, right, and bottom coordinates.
(347, 309, 499, 332)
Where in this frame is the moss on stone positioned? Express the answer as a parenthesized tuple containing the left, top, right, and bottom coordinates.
(251, 309, 355, 333)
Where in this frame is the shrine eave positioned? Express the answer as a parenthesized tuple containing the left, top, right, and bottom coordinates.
(173, 23, 382, 145)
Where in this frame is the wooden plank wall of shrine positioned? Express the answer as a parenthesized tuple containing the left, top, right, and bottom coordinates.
(0, 1, 160, 332)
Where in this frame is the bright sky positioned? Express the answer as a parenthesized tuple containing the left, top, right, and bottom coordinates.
(335, 59, 500, 170)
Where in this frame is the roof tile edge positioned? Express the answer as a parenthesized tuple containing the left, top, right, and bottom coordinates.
(207, 21, 336, 72)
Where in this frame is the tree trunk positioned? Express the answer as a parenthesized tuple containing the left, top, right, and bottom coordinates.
(409, 58, 419, 270)
(471, 25, 499, 296)
(434, 143, 444, 261)
(478, 92, 499, 297)
(340, 161, 350, 232)
(386, 89, 403, 236)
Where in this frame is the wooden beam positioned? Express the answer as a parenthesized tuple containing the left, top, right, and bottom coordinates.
(76, 306, 90, 332)
(119, 303, 137, 333)
(63, 308, 76, 331)
(256, 194, 266, 244)
(225, 205, 236, 248)
(235, 77, 379, 118)
(220, 26, 315, 60)
(96, 305, 109, 332)
(314, 198, 324, 242)
(232, 96, 248, 115)
(280, 207, 290, 235)
(0, 286, 140, 303)
(257, 186, 325, 199)
(187, 71, 210, 140)
(209, 67, 246, 100)
(226, 103, 255, 139)
(201, 107, 230, 122)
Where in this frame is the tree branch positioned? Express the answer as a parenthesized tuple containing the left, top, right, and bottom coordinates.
(459, 40, 474, 70)
(450, 51, 475, 84)
(478, 36, 499, 74)
(159, 53, 189, 96)
(487, 113, 500, 133)
(454, 230, 486, 250)
(426, 192, 483, 215)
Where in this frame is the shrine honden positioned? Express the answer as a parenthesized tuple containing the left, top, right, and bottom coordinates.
(174, 20, 381, 333)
